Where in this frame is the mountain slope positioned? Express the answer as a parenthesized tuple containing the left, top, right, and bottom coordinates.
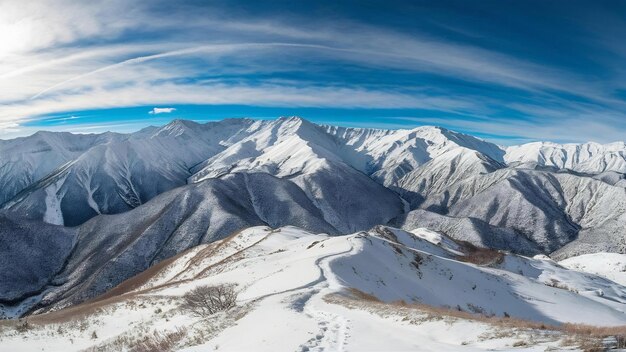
(324, 124, 505, 186)
(2, 119, 257, 225)
(560, 253, 626, 286)
(137, 224, 626, 326)
(506, 141, 626, 173)
(9, 226, 622, 351)
(0, 131, 121, 206)
(395, 147, 505, 207)
(2, 117, 504, 229)
(392, 209, 541, 255)
(2, 171, 406, 317)
(0, 215, 75, 318)
(393, 162, 626, 256)
(189, 117, 407, 232)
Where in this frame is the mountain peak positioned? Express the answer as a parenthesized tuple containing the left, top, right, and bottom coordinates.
(275, 116, 316, 129)
(153, 119, 202, 137)
(166, 118, 200, 128)
(278, 115, 306, 123)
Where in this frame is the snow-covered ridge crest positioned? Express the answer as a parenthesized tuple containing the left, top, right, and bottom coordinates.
(7, 225, 626, 350)
(1, 116, 503, 227)
(178, 225, 626, 327)
(3, 116, 626, 259)
(506, 140, 626, 173)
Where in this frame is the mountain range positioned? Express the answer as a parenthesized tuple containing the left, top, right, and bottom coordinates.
(2, 116, 626, 323)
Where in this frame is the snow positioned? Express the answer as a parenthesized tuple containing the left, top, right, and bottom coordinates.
(5, 117, 626, 263)
(560, 252, 626, 286)
(4, 117, 626, 338)
(506, 141, 626, 173)
(171, 225, 574, 351)
(5, 225, 625, 351)
(5, 117, 626, 351)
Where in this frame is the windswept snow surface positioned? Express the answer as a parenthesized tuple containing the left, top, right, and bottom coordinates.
(5, 225, 626, 351)
(560, 252, 626, 286)
(160, 225, 626, 327)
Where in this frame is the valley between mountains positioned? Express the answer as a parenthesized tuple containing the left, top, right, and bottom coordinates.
(3, 117, 626, 351)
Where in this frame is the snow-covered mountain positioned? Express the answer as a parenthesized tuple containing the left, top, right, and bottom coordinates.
(1, 119, 257, 226)
(323, 123, 505, 186)
(2, 117, 625, 258)
(3, 117, 626, 326)
(188, 117, 405, 232)
(1, 171, 402, 317)
(0, 131, 121, 206)
(560, 252, 626, 286)
(5, 117, 624, 230)
(1, 117, 508, 231)
(505, 141, 626, 173)
(4, 226, 626, 351)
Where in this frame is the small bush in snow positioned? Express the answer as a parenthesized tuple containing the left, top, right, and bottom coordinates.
(181, 284, 237, 318)
(512, 340, 527, 347)
(457, 242, 504, 266)
(15, 320, 31, 333)
(131, 327, 187, 352)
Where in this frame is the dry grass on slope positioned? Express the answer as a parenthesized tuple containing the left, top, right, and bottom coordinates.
(455, 241, 505, 266)
(330, 288, 626, 352)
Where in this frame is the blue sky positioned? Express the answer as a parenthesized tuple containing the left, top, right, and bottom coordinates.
(1, 0, 626, 144)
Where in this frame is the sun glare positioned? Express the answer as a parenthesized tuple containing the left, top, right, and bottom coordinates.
(0, 18, 34, 57)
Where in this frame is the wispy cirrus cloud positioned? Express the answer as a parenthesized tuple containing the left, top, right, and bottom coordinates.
(2, 0, 626, 143)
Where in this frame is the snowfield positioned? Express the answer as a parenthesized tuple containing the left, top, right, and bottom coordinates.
(560, 252, 626, 286)
(3, 226, 626, 351)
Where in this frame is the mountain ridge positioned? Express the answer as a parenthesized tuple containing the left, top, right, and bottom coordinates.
(3, 116, 626, 319)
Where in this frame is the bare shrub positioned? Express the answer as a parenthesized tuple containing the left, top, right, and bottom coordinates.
(181, 284, 237, 318)
(457, 241, 504, 266)
(512, 340, 527, 347)
(15, 320, 32, 333)
(131, 327, 187, 352)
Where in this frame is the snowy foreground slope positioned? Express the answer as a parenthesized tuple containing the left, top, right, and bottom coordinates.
(3, 226, 626, 351)
(560, 253, 626, 286)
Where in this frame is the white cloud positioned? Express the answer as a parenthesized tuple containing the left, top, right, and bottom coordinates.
(0, 0, 143, 58)
(1, 0, 626, 143)
(149, 107, 176, 114)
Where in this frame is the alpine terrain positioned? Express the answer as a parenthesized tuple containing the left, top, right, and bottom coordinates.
(3, 117, 626, 351)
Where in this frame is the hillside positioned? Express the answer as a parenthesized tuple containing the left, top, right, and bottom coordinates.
(3, 117, 626, 320)
(3, 225, 626, 351)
